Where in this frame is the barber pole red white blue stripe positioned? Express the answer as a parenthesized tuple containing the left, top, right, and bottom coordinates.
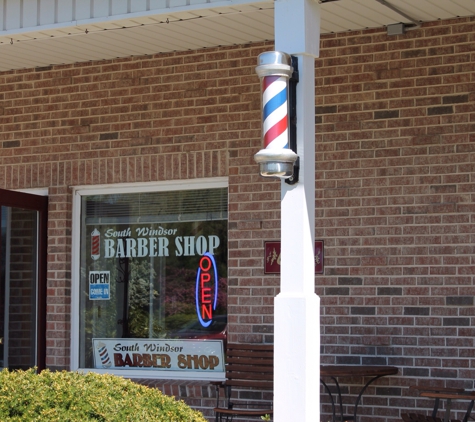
(262, 75, 289, 150)
(254, 51, 297, 179)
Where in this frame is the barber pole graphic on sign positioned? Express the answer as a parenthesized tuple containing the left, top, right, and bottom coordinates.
(91, 228, 100, 260)
(96, 341, 112, 368)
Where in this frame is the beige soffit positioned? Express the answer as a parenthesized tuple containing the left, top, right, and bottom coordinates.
(0, 0, 474, 71)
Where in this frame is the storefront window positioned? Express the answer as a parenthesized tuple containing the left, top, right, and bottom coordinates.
(76, 182, 227, 379)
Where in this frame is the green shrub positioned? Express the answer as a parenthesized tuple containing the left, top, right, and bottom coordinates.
(0, 368, 207, 422)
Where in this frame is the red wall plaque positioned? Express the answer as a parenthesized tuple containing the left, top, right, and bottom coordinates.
(264, 240, 324, 274)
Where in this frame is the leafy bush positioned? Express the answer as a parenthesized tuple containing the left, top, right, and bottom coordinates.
(0, 369, 207, 422)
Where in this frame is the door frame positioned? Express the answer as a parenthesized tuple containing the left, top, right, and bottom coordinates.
(0, 188, 48, 371)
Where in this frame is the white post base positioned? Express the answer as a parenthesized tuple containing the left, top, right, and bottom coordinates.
(274, 293, 321, 421)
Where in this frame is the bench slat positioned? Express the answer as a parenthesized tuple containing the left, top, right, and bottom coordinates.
(227, 364, 272, 371)
(214, 407, 273, 416)
(224, 379, 273, 389)
(226, 376, 273, 382)
(227, 356, 273, 364)
(226, 344, 274, 351)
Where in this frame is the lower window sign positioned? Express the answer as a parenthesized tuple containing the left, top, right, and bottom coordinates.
(93, 339, 225, 372)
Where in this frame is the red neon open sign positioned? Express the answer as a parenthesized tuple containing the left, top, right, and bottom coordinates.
(195, 252, 219, 327)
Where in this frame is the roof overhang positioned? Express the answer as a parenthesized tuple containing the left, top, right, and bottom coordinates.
(0, 0, 474, 71)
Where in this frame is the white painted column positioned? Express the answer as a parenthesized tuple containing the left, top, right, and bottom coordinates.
(274, 0, 320, 420)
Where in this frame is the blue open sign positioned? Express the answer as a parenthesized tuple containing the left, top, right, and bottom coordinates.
(89, 271, 111, 300)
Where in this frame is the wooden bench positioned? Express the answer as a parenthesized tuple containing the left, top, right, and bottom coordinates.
(213, 343, 273, 421)
(402, 384, 475, 422)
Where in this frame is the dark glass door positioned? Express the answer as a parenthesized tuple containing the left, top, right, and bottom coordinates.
(0, 189, 47, 370)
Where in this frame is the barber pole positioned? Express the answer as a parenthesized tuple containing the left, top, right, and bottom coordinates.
(254, 51, 298, 179)
(262, 75, 289, 149)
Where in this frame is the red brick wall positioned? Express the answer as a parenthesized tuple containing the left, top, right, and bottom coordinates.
(315, 17, 475, 422)
(0, 15, 474, 422)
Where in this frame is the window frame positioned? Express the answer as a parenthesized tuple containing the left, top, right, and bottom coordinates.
(71, 178, 228, 381)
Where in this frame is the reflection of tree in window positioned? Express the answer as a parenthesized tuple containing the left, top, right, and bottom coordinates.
(127, 258, 161, 338)
(164, 264, 227, 333)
